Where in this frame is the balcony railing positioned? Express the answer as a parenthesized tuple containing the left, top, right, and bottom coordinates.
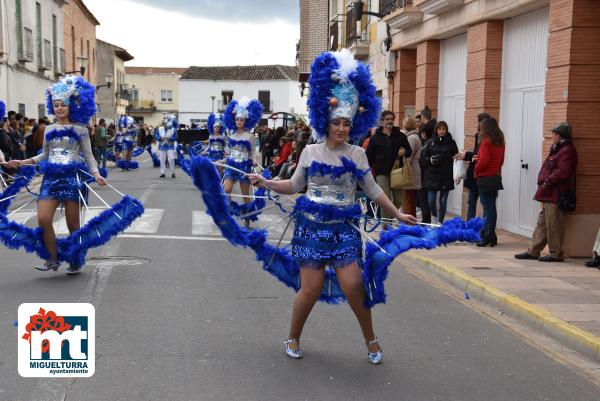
(345, 5, 358, 45)
(380, 0, 413, 16)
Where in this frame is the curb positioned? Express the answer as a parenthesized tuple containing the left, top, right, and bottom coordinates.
(403, 252, 600, 363)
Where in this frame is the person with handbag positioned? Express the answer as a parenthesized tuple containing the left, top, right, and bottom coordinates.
(473, 117, 505, 247)
(366, 110, 412, 224)
(515, 122, 578, 262)
(402, 117, 421, 217)
(420, 121, 459, 224)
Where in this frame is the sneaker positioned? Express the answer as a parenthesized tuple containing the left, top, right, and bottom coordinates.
(538, 255, 563, 263)
(34, 260, 60, 272)
(159, 174, 165, 178)
(66, 264, 83, 275)
(171, 173, 176, 178)
(514, 252, 538, 260)
(585, 257, 600, 268)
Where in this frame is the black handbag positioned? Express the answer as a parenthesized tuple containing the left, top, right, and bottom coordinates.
(558, 190, 576, 212)
(477, 175, 503, 192)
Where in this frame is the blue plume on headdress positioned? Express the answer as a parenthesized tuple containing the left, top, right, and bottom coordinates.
(224, 99, 263, 131)
(46, 76, 97, 125)
(308, 51, 381, 142)
(207, 113, 224, 135)
(0, 101, 6, 120)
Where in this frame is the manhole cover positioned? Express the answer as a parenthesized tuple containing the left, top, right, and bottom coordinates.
(86, 256, 151, 267)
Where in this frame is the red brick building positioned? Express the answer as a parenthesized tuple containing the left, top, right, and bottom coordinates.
(63, 0, 99, 85)
(383, 0, 599, 256)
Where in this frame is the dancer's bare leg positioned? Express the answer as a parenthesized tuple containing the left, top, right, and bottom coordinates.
(287, 266, 325, 350)
(37, 199, 61, 261)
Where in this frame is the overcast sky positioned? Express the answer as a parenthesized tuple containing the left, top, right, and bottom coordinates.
(85, 0, 300, 67)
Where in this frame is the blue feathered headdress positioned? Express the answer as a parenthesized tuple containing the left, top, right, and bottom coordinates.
(0, 101, 6, 120)
(224, 97, 263, 131)
(46, 75, 97, 125)
(163, 114, 178, 129)
(207, 113, 224, 135)
(308, 49, 380, 142)
(118, 115, 135, 130)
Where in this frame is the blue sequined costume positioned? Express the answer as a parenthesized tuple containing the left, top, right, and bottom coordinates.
(122, 128, 138, 151)
(223, 132, 255, 184)
(207, 136, 226, 161)
(34, 124, 99, 202)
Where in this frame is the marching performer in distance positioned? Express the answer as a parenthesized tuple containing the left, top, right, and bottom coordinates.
(204, 113, 227, 175)
(117, 116, 140, 170)
(155, 114, 178, 178)
(222, 97, 263, 227)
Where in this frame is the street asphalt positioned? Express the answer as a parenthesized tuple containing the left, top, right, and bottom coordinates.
(1, 158, 599, 401)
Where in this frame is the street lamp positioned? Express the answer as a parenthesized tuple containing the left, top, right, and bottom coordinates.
(96, 74, 113, 90)
(211, 96, 216, 113)
(63, 56, 89, 76)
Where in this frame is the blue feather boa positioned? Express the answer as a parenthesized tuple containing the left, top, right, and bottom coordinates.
(308, 157, 369, 179)
(116, 160, 139, 170)
(44, 126, 81, 142)
(146, 145, 160, 167)
(0, 195, 144, 266)
(0, 166, 37, 213)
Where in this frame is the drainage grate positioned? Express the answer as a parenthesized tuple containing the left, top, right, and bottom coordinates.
(472, 266, 491, 270)
(86, 256, 151, 267)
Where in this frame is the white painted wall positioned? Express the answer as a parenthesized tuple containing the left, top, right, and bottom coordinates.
(179, 79, 308, 126)
(0, 0, 65, 117)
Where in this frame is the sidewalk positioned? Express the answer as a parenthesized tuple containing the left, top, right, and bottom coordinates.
(402, 229, 600, 362)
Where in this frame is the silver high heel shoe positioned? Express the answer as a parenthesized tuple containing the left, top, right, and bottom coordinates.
(283, 338, 302, 359)
(366, 338, 383, 365)
(34, 260, 60, 272)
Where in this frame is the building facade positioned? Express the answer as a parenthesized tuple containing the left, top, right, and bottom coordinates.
(298, 0, 329, 83)
(63, 0, 99, 85)
(179, 65, 307, 126)
(380, 0, 599, 256)
(96, 39, 133, 124)
(124, 67, 187, 127)
(0, 0, 66, 118)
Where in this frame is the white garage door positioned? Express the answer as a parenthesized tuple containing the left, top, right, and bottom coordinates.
(438, 33, 467, 216)
(498, 8, 549, 236)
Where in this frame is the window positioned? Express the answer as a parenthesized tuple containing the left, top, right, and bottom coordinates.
(37, 103, 45, 119)
(59, 48, 65, 74)
(258, 90, 271, 112)
(18, 103, 26, 116)
(24, 28, 34, 62)
(71, 26, 75, 70)
(52, 15, 57, 74)
(222, 90, 233, 107)
(36, 2, 42, 69)
(16, 0, 23, 60)
(43, 40, 51, 70)
(160, 90, 173, 103)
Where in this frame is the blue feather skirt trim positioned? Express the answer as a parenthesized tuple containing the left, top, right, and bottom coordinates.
(0, 166, 37, 213)
(116, 160, 139, 170)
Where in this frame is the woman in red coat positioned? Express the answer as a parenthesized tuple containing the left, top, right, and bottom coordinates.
(474, 117, 505, 247)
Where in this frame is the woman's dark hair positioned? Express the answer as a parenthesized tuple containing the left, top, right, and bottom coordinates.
(434, 120, 449, 135)
(479, 117, 505, 146)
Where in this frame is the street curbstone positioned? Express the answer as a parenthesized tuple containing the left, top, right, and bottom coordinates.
(403, 252, 600, 363)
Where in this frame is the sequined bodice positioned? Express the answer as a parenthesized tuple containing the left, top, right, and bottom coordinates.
(47, 134, 83, 165)
(228, 139, 252, 163)
(210, 137, 225, 152)
(307, 172, 357, 207)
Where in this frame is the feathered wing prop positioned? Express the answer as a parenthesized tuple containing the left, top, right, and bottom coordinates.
(188, 141, 203, 157)
(146, 145, 160, 167)
(191, 155, 483, 308)
(362, 218, 483, 307)
(228, 169, 270, 222)
(132, 147, 145, 158)
(0, 166, 37, 213)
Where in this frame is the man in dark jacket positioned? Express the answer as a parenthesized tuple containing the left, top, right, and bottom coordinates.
(417, 106, 436, 223)
(366, 110, 412, 221)
(454, 112, 490, 219)
(515, 122, 578, 262)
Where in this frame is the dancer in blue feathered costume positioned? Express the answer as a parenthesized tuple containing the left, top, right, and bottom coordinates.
(155, 114, 178, 178)
(193, 49, 483, 364)
(204, 113, 227, 164)
(117, 116, 139, 170)
(4, 75, 144, 274)
(222, 97, 263, 227)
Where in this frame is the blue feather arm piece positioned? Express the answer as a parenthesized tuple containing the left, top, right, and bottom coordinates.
(361, 217, 484, 308)
(146, 145, 160, 167)
(0, 195, 144, 266)
(0, 166, 37, 213)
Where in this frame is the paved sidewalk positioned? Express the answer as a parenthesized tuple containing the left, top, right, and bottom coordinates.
(403, 229, 600, 361)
